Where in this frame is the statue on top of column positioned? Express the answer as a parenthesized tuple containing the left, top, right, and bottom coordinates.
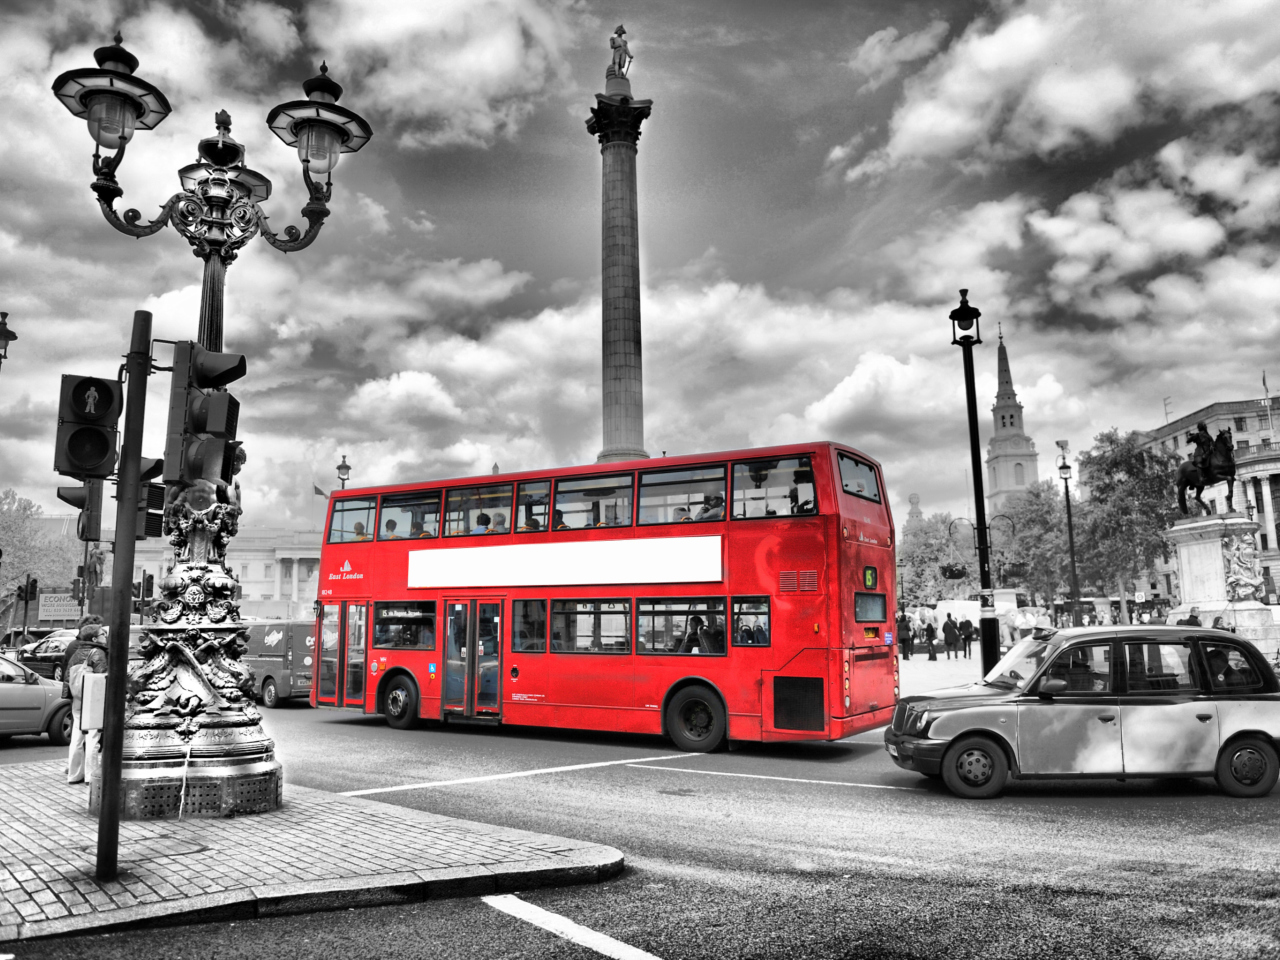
(608, 25, 632, 79)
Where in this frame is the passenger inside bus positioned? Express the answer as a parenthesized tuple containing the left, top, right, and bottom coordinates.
(383, 519, 401, 539)
(470, 513, 491, 534)
(553, 509, 569, 530)
(674, 507, 691, 521)
(353, 522, 371, 541)
(491, 512, 509, 533)
(519, 517, 542, 532)
(694, 494, 725, 521)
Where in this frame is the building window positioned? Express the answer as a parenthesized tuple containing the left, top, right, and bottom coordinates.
(1172, 436, 1179, 449)
(1239, 440, 1250, 451)
(1264, 438, 1274, 450)
(240, 564, 249, 579)
(1262, 534, 1270, 551)
(1161, 440, 1168, 452)
(1164, 574, 1173, 595)
(265, 563, 274, 579)
(1014, 463, 1025, 485)
(1236, 417, 1248, 431)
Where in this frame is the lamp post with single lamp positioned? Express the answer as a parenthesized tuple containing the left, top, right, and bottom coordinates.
(1057, 441, 1083, 627)
(950, 289, 1000, 674)
(0, 313, 16, 376)
(337, 455, 351, 489)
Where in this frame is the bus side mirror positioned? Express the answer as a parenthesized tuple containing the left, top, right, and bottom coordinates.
(1039, 677, 1067, 698)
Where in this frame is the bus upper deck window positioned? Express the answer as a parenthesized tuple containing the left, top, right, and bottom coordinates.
(328, 497, 378, 543)
(637, 466, 726, 525)
(553, 475, 633, 530)
(515, 481, 551, 533)
(378, 491, 441, 540)
(837, 453, 881, 504)
(443, 483, 514, 537)
(731, 457, 816, 519)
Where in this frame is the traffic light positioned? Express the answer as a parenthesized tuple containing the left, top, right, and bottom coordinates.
(143, 573, 154, 598)
(71, 578, 85, 603)
(132, 580, 142, 600)
(136, 482, 165, 540)
(57, 478, 104, 541)
(17, 578, 37, 601)
(54, 375, 121, 478)
(163, 342, 246, 486)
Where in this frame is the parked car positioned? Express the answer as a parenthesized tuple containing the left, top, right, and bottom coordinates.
(0, 653, 72, 745)
(16, 630, 77, 680)
(0, 627, 55, 651)
(885, 626, 1280, 799)
(241, 620, 315, 708)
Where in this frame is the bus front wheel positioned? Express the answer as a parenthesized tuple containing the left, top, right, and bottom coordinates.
(666, 685, 725, 753)
(384, 676, 419, 731)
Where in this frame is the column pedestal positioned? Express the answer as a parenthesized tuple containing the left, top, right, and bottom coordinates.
(1165, 513, 1279, 652)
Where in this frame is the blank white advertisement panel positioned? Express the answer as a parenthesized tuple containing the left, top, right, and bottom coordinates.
(407, 536, 723, 589)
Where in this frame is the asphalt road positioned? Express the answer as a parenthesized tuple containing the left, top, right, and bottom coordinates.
(8, 657, 1280, 959)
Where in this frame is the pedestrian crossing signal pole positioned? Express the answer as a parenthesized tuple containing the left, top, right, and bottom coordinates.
(97, 309, 152, 882)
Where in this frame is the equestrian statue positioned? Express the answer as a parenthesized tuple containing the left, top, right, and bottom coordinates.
(1176, 420, 1236, 515)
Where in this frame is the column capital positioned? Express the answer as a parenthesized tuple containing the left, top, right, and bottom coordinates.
(587, 93, 653, 147)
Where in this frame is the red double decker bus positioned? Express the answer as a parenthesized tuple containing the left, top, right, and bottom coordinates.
(311, 441, 897, 751)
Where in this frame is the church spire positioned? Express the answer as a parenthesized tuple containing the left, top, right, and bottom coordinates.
(996, 327, 1017, 405)
(986, 330, 1039, 510)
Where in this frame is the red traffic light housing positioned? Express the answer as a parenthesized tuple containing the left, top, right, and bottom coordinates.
(54, 375, 122, 478)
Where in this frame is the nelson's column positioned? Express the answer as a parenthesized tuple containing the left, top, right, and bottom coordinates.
(587, 25, 652, 462)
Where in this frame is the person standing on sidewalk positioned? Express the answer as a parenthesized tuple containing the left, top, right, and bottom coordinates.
(959, 616, 974, 659)
(60, 614, 102, 684)
(66, 623, 108, 784)
(925, 620, 937, 660)
(942, 614, 960, 660)
(897, 611, 913, 659)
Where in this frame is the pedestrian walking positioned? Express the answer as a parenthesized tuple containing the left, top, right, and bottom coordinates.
(942, 614, 960, 660)
(925, 620, 937, 660)
(896, 612, 912, 659)
(959, 616, 974, 659)
(66, 622, 108, 784)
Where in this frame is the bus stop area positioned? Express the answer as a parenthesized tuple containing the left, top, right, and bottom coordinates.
(0, 759, 623, 943)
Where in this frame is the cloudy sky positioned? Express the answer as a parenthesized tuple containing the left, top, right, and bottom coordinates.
(3, 0, 1279, 534)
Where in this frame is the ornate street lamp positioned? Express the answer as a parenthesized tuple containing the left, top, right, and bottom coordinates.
(0, 312, 16, 374)
(52, 36, 373, 352)
(336, 454, 351, 489)
(1057, 440, 1083, 627)
(950, 290, 999, 672)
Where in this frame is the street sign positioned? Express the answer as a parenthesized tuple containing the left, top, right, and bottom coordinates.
(1134, 591, 1146, 603)
(38, 593, 80, 620)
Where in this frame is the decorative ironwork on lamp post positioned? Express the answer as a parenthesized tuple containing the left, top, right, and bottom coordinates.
(949, 289, 1000, 673)
(1057, 440, 1083, 627)
(336, 455, 351, 489)
(0, 313, 16, 375)
(52, 35, 373, 352)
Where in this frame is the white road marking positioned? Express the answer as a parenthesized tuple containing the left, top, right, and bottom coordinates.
(484, 894, 662, 960)
(340, 753, 692, 796)
(628, 764, 923, 791)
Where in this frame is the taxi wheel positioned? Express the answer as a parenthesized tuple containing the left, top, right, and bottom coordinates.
(942, 735, 1009, 799)
(385, 676, 419, 731)
(1216, 737, 1279, 798)
(667, 685, 726, 753)
(261, 679, 279, 709)
(49, 706, 73, 747)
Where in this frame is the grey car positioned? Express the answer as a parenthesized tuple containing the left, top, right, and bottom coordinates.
(885, 626, 1280, 799)
(0, 653, 73, 745)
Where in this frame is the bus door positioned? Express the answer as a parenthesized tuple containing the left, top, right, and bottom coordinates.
(316, 601, 369, 709)
(444, 598, 503, 718)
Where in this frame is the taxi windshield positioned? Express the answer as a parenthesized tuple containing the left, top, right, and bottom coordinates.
(984, 639, 1057, 690)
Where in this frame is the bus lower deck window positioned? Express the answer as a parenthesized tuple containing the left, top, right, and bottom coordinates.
(637, 598, 727, 655)
(551, 600, 630, 653)
(732, 458, 816, 519)
(512, 600, 547, 651)
(732, 597, 770, 646)
(373, 602, 436, 650)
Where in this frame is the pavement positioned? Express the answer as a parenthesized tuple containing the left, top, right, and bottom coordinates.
(0, 759, 623, 944)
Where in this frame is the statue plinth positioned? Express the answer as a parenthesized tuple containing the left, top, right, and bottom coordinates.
(1165, 512, 1279, 650)
(89, 479, 282, 819)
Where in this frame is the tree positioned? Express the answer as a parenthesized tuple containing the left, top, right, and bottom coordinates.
(899, 512, 977, 606)
(1076, 430, 1182, 624)
(0, 489, 84, 628)
(997, 480, 1069, 608)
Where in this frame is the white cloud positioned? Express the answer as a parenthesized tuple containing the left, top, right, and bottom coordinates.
(356, 194, 391, 234)
(847, 20, 949, 93)
(303, 0, 584, 148)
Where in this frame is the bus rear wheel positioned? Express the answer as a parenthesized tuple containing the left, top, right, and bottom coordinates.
(667, 685, 725, 753)
(385, 676, 419, 731)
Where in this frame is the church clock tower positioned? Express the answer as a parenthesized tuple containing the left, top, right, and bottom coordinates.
(986, 331, 1039, 511)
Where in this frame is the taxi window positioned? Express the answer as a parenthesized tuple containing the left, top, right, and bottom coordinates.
(731, 457, 816, 519)
(328, 497, 377, 544)
(1044, 643, 1113, 693)
(836, 453, 881, 503)
(1124, 641, 1200, 694)
(1201, 641, 1266, 693)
